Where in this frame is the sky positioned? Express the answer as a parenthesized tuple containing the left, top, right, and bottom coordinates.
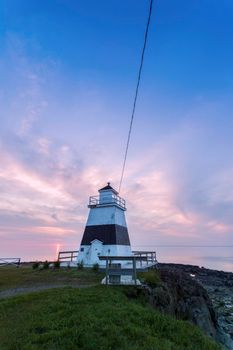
(0, 0, 233, 269)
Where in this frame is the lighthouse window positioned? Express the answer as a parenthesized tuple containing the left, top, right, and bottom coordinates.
(80, 248, 84, 252)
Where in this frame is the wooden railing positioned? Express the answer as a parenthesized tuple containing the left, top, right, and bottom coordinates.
(57, 250, 157, 267)
(58, 251, 78, 262)
(133, 251, 157, 266)
(0, 258, 21, 268)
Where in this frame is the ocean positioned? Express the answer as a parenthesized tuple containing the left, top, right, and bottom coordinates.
(132, 246, 233, 272)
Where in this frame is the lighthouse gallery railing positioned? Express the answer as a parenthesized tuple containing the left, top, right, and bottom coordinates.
(89, 195, 126, 209)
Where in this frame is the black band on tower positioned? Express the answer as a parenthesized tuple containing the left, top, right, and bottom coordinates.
(81, 224, 130, 246)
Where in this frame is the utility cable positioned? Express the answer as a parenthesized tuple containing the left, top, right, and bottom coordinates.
(118, 0, 154, 193)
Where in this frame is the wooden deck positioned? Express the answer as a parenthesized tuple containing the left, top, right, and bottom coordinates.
(99, 253, 157, 285)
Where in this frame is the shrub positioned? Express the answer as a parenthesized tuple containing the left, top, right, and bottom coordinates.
(140, 269, 160, 287)
(32, 261, 39, 270)
(54, 260, 60, 269)
(43, 260, 50, 269)
(77, 260, 83, 270)
(92, 263, 99, 272)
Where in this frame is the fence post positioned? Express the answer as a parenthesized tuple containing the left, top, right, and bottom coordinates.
(106, 256, 109, 285)
(133, 257, 137, 285)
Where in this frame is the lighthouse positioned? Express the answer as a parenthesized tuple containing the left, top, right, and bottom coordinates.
(77, 183, 132, 267)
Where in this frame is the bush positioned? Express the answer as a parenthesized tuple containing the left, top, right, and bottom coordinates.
(92, 263, 99, 272)
(43, 260, 50, 269)
(77, 261, 83, 270)
(140, 269, 160, 287)
(32, 261, 39, 270)
(54, 260, 60, 269)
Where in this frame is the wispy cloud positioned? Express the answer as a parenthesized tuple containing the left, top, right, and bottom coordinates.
(1, 30, 233, 262)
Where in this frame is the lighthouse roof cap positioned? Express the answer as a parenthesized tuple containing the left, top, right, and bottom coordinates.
(99, 182, 118, 195)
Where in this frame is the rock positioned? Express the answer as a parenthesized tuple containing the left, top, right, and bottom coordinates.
(157, 263, 233, 350)
(144, 267, 217, 339)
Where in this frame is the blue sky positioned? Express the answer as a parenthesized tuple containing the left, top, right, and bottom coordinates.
(0, 0, 233, 268)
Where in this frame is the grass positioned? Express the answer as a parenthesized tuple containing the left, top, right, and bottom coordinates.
(0, 284, 221, 350)
(0, 265, 102, 292)
(138, 269, 161, 287)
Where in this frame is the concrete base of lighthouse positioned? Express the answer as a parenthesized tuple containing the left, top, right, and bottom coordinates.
(101, 276, 141, 285)
(78, 241, 132, 267)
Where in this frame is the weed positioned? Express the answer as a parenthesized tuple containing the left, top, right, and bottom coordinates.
(92, 263, 99, 272)
(77, 260, 84, 270)
(53, 260, 60, 269)
(32, 262, 39, 270)
(43, 261, 50, 270)
(139, 269, 161, 287)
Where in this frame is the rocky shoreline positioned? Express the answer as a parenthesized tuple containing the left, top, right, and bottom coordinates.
(155, 263, 233, 350)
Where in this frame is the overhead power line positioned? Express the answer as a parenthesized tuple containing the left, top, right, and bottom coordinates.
(118, 0, 154, 193)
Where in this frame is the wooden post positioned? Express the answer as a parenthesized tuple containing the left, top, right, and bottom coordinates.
(106, 257, 109, 285)
(133, 257, 137, 285)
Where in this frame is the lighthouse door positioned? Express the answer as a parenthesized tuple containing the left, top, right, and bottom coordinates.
(89, 239, 103, 265)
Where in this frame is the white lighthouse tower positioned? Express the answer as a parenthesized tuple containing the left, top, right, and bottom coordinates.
(77, 183, 132, 267)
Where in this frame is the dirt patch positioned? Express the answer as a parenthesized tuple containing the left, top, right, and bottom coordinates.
(0, 283, 98, 299)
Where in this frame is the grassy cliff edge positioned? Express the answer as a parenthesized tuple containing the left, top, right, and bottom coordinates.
(0, 266, 221, 350)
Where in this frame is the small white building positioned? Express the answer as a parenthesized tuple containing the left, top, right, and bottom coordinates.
(77, 183, 132, 267)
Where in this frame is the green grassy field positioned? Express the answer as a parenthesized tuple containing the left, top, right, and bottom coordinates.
(0, 267, 221, 350)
